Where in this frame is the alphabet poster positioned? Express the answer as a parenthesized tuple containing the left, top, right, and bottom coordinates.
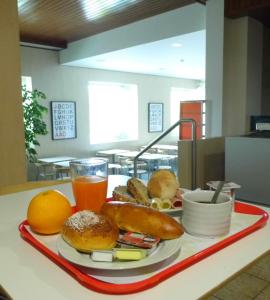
(148, 103, 163, 132)
(51, 101, 76, 140)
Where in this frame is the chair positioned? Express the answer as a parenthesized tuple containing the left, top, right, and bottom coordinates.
(157, 156, 178, 175)
(108, 163, 122, 175)
(116, 157, 132, 175)
(55, 166, 71, 179)
(127, 160, 149, 180)
(35, 163, 57, 181)
(128, 169, 148, 180)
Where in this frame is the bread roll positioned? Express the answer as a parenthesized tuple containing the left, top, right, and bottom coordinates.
(127, 178, 149, 205)
(148, 170, 179, 199)
(100, 202, 183, 240)
(112, 185, 137, 203)
(61, 210, 119, 252)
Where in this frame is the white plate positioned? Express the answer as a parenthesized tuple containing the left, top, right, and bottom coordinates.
(160, 207, 182, 213)
(57, 236, 181, 270)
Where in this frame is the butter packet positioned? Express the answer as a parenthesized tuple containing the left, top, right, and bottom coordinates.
(91, 248, 147, 262)
(90, 232, 160, 262)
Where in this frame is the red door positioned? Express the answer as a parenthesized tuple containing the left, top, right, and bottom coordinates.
(179, 101, 202, 140)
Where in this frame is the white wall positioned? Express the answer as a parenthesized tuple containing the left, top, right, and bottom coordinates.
(21, 46, 199, 158)
(205, 0, 224, 137)
(60, 3, 205, 64)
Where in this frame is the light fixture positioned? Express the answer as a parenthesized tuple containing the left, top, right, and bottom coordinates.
(80, 0, 141, 21)
(171, 43, 183, 48)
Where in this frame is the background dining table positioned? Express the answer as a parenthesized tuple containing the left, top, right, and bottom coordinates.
(0, 175, 269, 300)
(37, 156, 77, 164)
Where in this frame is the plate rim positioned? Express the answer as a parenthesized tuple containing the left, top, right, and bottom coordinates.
(57, 236, 181, 270)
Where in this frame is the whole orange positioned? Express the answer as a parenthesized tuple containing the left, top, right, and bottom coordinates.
(27, 189, 72, 234)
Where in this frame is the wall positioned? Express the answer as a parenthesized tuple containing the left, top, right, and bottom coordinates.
(21, 46, 200, 158)
(226, 137, 270, 206)
(223, 17, 263, 136)
(262, 27, 270, 114)
(246, 18, 263, 120)
(0, 0, 27, 187)
(205, 0, 224, 137)
(60, 3, 205, 64)
(223, 17, 249, 136)
(179, 137, 225, 189)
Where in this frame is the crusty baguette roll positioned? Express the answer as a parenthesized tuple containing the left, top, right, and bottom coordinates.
(100, 202, 183, 240)
(127, 177, 149, 205)
(112, 185, 137, 203)
(148, 170, 179, 199)
(61, 210, 119, 252)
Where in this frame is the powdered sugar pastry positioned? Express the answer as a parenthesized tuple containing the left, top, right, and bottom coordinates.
(65, 210, 100, 232)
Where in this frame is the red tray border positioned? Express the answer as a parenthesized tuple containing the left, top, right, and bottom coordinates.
(19, 201, 268, 295)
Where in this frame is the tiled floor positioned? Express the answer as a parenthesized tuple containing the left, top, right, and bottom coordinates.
(203, 252, 270, 300)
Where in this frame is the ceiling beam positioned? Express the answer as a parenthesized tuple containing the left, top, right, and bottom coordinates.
(225, 0, 270, 18)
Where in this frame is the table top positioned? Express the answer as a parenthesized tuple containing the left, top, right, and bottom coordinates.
(116, 151, 176, 160)
(53, 161, 72, 168)
(142, 144, 178, 151)
(96, 149, 128, 155)
(0, 176, 269, 300)
(38, 156, 76, 163)
(54, 162, 123, 169)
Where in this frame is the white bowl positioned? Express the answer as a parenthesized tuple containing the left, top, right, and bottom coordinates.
(182, 190, 233, 238)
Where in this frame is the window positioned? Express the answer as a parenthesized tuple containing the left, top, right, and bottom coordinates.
(21, 76, 33, 110)
(21, 76, 32, 91)
(88, 81, 138, 144)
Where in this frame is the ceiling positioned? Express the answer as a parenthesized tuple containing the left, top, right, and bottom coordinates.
(18, 0, 204, 48)
(65, 30, 206, 80)
(17, 0, 270, 80)
(18, 0, 207, 80)
(225, 0, 270, 28)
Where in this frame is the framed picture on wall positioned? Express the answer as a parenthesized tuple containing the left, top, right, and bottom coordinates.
(50, 101, 77, 140)
(148, 102, 163, 132)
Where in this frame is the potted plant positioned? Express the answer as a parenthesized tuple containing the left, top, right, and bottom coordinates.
(22, 85, 48, 163)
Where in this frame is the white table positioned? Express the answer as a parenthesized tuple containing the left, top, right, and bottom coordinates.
(53, 162, 123, 176)
(141, 144, 178, 151)
(115, 151, 176, 161)
(53, 160, 72, 168)
(96, 149, 128, 155)
(96, 149, 128, 163)
(38, 156, 76, 164)
(116, 151, 177, 175)
(0, 176, 269, 300)
(140, 144, 178, 155)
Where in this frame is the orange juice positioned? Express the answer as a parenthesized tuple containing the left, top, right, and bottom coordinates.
(72, 175, 108, 212)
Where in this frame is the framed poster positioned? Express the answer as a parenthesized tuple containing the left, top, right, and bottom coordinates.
(148, 102, 163, 132)
(50, 101, 77, 140)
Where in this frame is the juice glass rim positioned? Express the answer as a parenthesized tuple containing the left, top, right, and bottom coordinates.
(69, 157, 108, 167)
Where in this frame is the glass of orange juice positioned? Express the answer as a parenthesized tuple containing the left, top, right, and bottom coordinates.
(69, 158, 108, 212)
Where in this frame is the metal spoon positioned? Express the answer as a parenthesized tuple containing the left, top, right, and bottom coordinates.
(211, 181, 225, 204)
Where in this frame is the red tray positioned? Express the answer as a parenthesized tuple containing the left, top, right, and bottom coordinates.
(19, 201, 268, 295)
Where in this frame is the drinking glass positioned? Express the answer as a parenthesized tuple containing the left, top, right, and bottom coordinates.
(69, 158, 108, 212)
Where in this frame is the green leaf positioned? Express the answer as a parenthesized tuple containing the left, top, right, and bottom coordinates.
(22, 85, 48, 161)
